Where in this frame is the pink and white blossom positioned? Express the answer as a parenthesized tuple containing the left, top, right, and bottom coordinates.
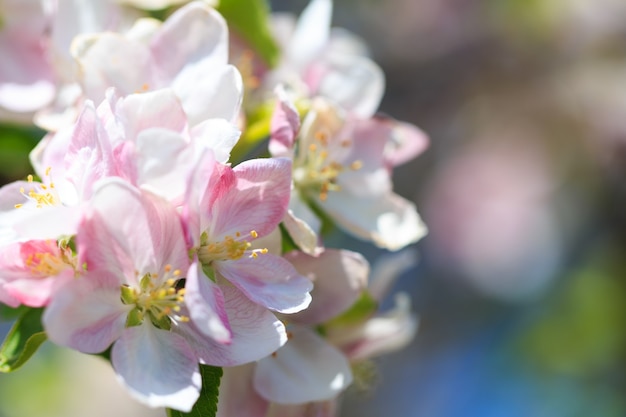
(0, 239, 75, 307)
(184, 151, 313, 314)
(43, 179, 287, 411)
(72, 1, 242, 126)
(270, 94, 428, 251)
(217, 249, 369, 415)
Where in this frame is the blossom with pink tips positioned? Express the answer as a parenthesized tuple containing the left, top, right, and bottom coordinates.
(184, 151, 313, 315)
(270, 93, 428, 251)
(0, 239, 75, 307)
(43, 178, 287, 411)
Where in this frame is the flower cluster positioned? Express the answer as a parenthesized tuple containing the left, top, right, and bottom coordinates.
(0, 0, 427, 415)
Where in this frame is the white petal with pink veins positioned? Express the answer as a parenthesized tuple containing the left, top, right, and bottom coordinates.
(184, 261, 231, 343)
(216, 254, 312, 314)
(178, 284, 287, 366)
(112, 323, 201, 411)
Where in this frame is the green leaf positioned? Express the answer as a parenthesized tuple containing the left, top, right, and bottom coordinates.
(0, 308, 47, 373)
(216, 0, 281, 68)
(0, 123, 44, 182)
(0, 304, 29, 322)
(166, 365, 223, 417)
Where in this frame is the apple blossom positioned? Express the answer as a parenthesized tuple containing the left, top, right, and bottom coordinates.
(72, 1, 242, 126)
(183, 150, 313, 314)
(261, 0, 384, 122)
(270, 93, 427, 251)
(216, 248, 370, 416)
(0, 238, 76, 307)
(43, 179, 288, 411)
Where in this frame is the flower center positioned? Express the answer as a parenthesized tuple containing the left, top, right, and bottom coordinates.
(293, 131, 362, 201)
(23, 240, 76, 277)
(197, 230, 268, 265)
(120, 265, 188, 330)
(15, 168, 61, 209)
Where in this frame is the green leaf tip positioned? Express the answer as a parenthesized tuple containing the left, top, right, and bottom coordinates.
(0, 307, 47, 373)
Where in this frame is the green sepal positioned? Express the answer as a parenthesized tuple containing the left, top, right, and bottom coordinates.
(140, 273, 152, 291)
(324, 291, 378, 328)
(148, 311, 171, 331)
(201, 264, 217, 283)
(0, 307, 47, 373)
(166, 365, 223, 417)
(120, 285, 137, 305)
(125, 307, 144, 328)
(216, 0, 280, 68)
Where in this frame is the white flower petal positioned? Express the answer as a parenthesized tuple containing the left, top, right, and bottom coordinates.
(112, 323, 201, 411)
(254, 326, 352, 404)
(322, 191, 427, 251)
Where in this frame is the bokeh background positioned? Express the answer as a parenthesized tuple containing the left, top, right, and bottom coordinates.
(2, 0, 626, 416)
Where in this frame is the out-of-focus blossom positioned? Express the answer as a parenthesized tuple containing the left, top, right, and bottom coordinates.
(270, 93, 427, 252)
(0, 0, 55, 118)
(424, 140, 563, 301)
(72, 1, 242, 127)
(0, 0, 137, 127)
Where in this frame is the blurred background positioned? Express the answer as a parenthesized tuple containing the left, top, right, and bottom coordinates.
(2, 0, 626, 416)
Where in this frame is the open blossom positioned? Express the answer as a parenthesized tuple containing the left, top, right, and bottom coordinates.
(43, 179, 288, 411)
(184, 150, 313, 314)
(217, 249, 369, 417)
(72, 1, 242, 126)
(262, 0, 383, 120)
(271, 92, 428, 251)
(0, 239, 76, 307)
(0, 83, 240, 244)
(217, 249, 419, 417)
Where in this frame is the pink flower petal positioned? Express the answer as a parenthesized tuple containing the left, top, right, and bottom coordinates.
(216, 254, 312, 314)
(112, 323, 201, 411)
(327, 293, 418, 361)
(285, 249, 369, 325)
(43, 280, 129, 354)
(269, 86, 299, 158)
(184, 261, 231, 343)
(209, 158, 292, 239)
(178, 284, 287, 366)
(88, 178, 189, 279)
(218, 364, 269, 417)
